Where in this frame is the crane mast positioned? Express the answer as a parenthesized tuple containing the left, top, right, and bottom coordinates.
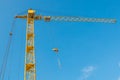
(15, 9, 116, 80)
(16, 9, 36, 80)
(25, 9, 36, 80)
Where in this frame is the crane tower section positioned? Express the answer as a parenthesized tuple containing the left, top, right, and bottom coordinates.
(25, 9, 36, 80)
(16, 9, 36, 80)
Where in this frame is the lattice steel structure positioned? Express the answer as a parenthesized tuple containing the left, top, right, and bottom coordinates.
(15, 9, 116, 80)
(16, 9, 37, 80)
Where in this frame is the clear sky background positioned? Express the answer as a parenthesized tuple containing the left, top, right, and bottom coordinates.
(0, 0, 120, 80)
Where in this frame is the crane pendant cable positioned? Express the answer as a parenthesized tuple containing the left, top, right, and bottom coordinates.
(0, 18, 16, 80)
(0, 10, 27, 80)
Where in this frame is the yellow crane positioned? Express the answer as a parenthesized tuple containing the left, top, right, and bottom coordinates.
(15, 9, 116, 80)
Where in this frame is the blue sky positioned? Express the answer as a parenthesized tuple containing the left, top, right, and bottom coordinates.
(0, 0, 120, 80)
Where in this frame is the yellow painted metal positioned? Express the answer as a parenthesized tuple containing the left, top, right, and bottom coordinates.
(26, 46, 34, 53)
(25, 9, 36, 80)
(14, 8, 117, 80)
(28, 9, 35, 13)
(27, 33, 34, 40)
(44, 16, 51, 21)
(15, 9, 36, 80)
(26, 63, 35, 71)
(15, 9, 41, 80)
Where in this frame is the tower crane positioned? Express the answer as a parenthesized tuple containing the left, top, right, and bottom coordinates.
(15, 9, 116, 80)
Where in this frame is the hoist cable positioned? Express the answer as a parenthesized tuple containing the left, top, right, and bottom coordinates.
(56, 54, 62, 69)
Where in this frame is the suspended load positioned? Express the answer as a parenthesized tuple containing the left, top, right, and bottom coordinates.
(52, 48, 59, 53)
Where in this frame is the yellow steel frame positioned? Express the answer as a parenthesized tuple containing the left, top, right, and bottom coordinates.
(15, 8, 117, 80)
(24, 9, 36, 80)
(15, 9, 41, 80)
